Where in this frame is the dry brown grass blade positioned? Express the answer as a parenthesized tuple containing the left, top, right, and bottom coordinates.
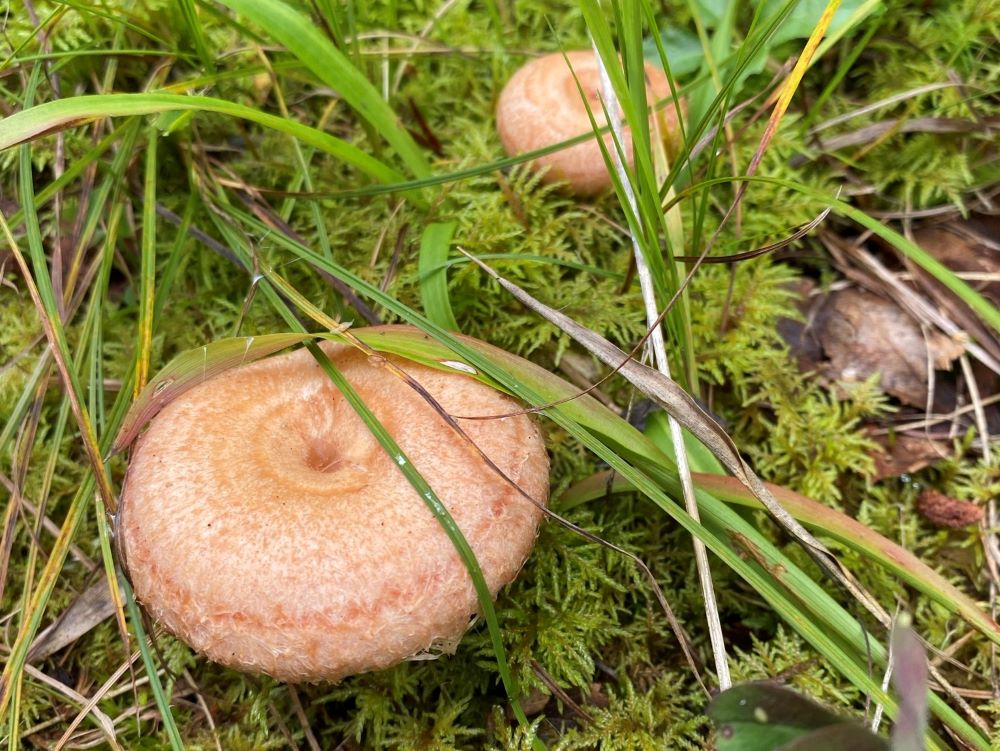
(812, 116, 997, 153)
(50, 649, 143, 751)
(0, 215, 116, 517)
(21, 663, 121, 751)
(0, 213, 129, 652)
(27, 575, 121, 663)
(465, 253, 892, 630)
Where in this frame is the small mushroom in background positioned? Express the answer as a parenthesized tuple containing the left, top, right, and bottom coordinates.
(495, 50, 684, 195)
(117, 325, 550, 683)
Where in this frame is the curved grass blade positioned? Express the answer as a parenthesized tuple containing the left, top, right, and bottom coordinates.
(418, 221, 459, 330)
(562, 469, 1000, 647)
(113, 333, 311, 451)
(0, 94, 405, 186)
(692, 474, 1000, 646)
(303, 342, 539, 743)
(217, 0, 431, 180)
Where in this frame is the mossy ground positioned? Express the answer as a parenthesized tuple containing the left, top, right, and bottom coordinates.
(1, 1, 998, 748)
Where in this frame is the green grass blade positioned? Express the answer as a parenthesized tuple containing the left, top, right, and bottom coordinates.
(216, 0, 431, 179)
(562, 469, 1000, 647)
(3, 123, 121, 231)
(303, 341, 538, 739)
(418, 221, 460, 330)
(136, 128, 158, 394)
(177, 0, 215, 73)
(8, 73, 117, 518)
(123, 581, 185, 751)
(0, 93, 406, 186)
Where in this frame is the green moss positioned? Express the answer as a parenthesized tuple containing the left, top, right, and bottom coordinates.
(2, 0, 997, 748)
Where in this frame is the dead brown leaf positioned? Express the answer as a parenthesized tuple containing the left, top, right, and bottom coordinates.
(869, 431, 950, 480)
(27, 575, 120, 663)
(519, 688, 551, 716)
(913, 216, 1000, 309)
(777, 278, 825, 371)
(816, 288, 964, 406)
(906, 214, 1000, 376)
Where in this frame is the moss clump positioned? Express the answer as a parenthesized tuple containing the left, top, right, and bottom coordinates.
(2, 0, 997, 748)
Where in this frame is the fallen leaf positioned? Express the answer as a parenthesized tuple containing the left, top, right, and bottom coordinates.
(706, 683, 888, 751)
(777, 278, 825, 372)
(912, 215, 1000, 310)
(915, 489, 983, 528)
(519, 688, 551, 716)
(816, 288, 964, 406)
(868, 431, 949, 480)
(27, 575, 122, 663)
(908, 215, 1000, 393)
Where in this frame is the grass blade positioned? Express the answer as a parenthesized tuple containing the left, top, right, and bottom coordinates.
(0, 93, 406, 186)
(418, 221, 459, 330)
(136, 128, 158, 394)
(177, 0, 215, 73)
(195, 207, 542, 743)
(216, 0, 431, 179)
(228, 211, 986, 748)
(123, 581, 185, 751)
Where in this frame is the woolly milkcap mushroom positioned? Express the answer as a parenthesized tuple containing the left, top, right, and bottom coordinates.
(496, 50, 683, 195)
(118, 326, 549, 683)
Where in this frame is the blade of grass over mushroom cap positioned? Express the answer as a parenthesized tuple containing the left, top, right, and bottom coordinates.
(302, 342, 539, 742)
(222, 208, 987, 748)
(113, 333, 316, 451)
(216, 0, 432, 181)
(178, 209, 542, 742)
(0, 94, 406, 188)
